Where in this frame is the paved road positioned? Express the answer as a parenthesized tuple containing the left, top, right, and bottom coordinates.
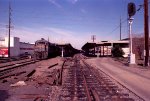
(86, 57, 150, 101)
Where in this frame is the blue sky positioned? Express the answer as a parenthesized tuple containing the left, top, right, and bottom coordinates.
(0, 0, 149, 49)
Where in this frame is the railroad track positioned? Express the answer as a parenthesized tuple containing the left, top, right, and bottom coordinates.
(59, 59, 88, 101)
(0, 60, 38, 79)
(59, 55, 144, 101)
(0, 59, 35, 68)
(83, 61, 145, 101)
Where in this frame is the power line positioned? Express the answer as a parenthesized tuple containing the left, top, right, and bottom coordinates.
(109, 1, 150, 40)
(137, 1, 150, 11)
(108, 18, 127, 35)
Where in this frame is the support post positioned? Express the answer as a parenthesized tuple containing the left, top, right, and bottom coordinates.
(61, 47, 63, 57)
(144, 0, 149, 66)
(128, 18, 135, 64)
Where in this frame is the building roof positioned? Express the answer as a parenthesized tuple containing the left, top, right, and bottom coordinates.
(82, 42, 96, 50)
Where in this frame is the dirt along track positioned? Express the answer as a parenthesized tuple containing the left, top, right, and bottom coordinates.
(0, 57, 63, 101)
(0, 59, 38, 80)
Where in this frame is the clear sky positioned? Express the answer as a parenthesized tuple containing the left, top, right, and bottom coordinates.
(0, 0, 149, 49)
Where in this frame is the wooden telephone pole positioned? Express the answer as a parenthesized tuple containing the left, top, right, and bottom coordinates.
(91, 35, 96, 42)
(8, 1, 12, 58)
(144, 0, 149, 66)
(91, 35, 96, 55)
(120, 17, 122, 40)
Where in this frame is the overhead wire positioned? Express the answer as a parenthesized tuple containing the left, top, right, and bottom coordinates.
(108, 18, 127, 35)
(107, 0, 128, 37)
(107, 0, 150, 38)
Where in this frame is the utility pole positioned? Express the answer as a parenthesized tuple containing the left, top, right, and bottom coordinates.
(8, 1, 12, 58)
(120, 17, 122, 40)
(91, 35, 96, 55)
(91, 35, 96, 42)
(144, 0, 149, 66)
(48, 37, 49, 42)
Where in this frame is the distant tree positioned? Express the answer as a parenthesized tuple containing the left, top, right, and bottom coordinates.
(132, 37, 144, 60)
(111, 45, 124, 57)
(136, 46, 143, 59)
(125, 34, 150, 60)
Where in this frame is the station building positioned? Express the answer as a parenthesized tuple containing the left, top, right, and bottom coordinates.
(82, 40, 129, 57)
(0, 37, 34, 57)
(57, 43, 79, 57)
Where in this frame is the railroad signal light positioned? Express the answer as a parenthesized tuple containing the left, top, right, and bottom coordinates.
(128, 2, 136, 17)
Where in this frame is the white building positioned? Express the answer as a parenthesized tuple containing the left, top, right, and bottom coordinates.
(0, 37, 34, 57)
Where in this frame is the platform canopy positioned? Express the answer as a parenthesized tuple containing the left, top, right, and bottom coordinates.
(81, 42, 97, 50)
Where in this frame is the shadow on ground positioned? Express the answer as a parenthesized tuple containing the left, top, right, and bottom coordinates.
(0, 90, 9, 101)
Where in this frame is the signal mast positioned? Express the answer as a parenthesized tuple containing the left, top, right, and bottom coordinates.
(127, 2, 136, 64)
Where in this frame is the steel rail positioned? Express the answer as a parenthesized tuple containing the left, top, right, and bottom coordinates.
(82, 60, 145, 101)
(0, 60, 39, 78)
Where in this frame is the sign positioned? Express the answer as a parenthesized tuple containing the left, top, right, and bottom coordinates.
(0, 48, 8, 56)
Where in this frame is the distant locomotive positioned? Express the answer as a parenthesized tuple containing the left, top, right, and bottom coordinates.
(34, 38, 60, 59)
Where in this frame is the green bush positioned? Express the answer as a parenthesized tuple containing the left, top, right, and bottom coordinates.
(111, 45, 124, 57)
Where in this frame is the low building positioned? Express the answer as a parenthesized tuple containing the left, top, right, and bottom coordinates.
(82, 40, 129, 57)
(0, 37, 34, 57)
